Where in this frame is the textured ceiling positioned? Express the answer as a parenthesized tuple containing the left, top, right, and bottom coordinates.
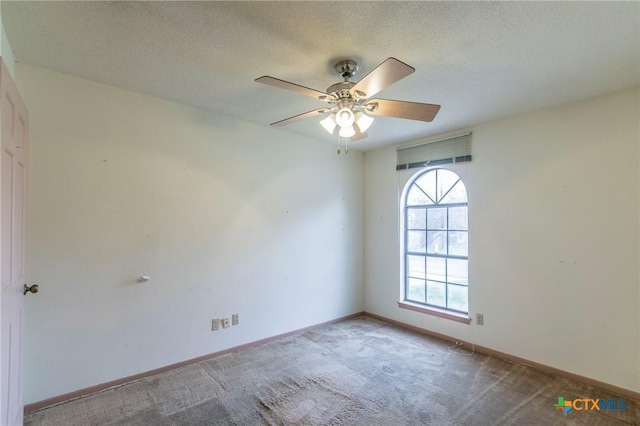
(2, 1, 639, 151)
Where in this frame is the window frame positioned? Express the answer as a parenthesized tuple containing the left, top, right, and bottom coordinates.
(399, 167, 471, 324)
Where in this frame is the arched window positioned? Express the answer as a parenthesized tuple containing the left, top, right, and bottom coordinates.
(402, 168, 468, 315)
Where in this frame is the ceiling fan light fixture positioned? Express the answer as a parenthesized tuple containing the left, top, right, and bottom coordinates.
(355, 112, 374, 133)
(320, 114, 337, 134)
(335, 107, 355, 127)
(256, 57, 441, 147)
(339, 125, 356, 138)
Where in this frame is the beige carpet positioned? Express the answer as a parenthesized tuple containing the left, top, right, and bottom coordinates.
(25, 317, 637, 425)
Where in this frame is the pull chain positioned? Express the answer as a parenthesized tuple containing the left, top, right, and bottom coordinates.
(336, 136, 351, 155)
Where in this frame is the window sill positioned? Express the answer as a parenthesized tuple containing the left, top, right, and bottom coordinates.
(398, 301, 471, 324)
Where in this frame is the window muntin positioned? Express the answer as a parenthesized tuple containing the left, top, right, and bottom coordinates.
(403, 168, 468, 314)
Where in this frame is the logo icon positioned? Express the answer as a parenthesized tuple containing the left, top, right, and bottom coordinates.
(554, 397, 572, 414)
(554, 397, 626, 415)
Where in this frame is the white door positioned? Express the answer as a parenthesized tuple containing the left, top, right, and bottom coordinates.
(0, 58, 29, 426)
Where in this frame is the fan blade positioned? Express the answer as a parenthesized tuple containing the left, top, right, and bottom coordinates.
(366, 99, 441, 122)
(270, 108, 327, 127)
(256, 76, 333, 101)
(350, 58, 414, 99)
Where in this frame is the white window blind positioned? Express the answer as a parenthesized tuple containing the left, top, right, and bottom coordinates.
(397, 133, 471, 170)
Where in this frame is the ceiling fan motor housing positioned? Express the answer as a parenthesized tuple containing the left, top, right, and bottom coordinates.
(326, 81, 355, 103)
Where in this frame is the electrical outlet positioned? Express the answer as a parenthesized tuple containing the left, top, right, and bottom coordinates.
(232, 314, 239, 326)
(212, 318, 220, 331)
(476, 313, 484, 326)
(222, 316, 231, 329)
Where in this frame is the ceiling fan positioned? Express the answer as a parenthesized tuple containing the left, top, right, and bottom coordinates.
(255, 57, 441, 149)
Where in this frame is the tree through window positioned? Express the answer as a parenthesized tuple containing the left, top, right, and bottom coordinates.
(403, 168, 468, 314)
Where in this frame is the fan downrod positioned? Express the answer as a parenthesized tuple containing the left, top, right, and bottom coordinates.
(334, 60, 358, 80)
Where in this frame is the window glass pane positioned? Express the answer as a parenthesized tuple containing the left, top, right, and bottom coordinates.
(426, 256, 446, 282)
(448, 231, 468, 257)
(407, 231, 426, 253)
(407, 278, 426, 303)
(447, 258, 468, 285)
(426, 280, 446, 307)
(448, 206, 468, 230)
(426, 231, 447, 255)
(406, 255, 425, 279)
(439, 180, 468, 204)
(403, 168, 469, 314)
(436, 169, 460, 203)
(407, 208, 426, 229)
(427, 208, 447, 230)
(407, 185, 433, 206)
(447, 284, 468, 312)
(415, 172, 436, 203)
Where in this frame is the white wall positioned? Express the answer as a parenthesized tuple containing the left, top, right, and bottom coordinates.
(364, 87, 640, 393)
(0, 9, 17, 78)
(17, 64, 364, 404)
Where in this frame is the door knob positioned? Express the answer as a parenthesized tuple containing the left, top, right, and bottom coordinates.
(24, 284, 38, 295)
